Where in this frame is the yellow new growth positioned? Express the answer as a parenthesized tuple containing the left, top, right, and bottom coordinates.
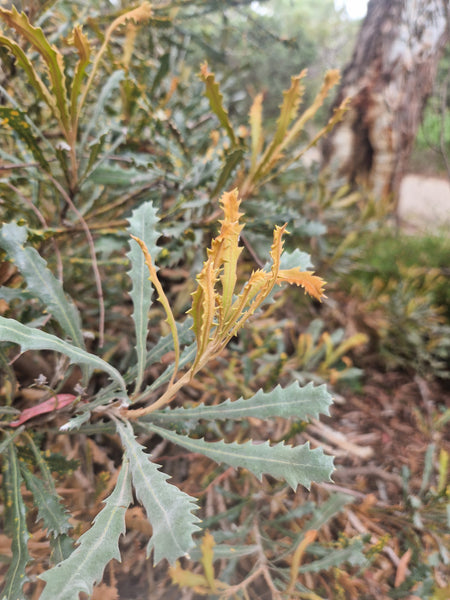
(126, 188, 326, 419)
(190, 189, 326, 370)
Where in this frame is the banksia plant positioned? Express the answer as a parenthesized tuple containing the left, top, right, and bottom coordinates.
(1, 190, 333, 598)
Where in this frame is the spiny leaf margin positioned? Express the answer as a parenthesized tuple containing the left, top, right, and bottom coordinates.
(1, 440, 31, 600)
(126, 201, 160, 393)
(117, 420, 201, 565)
(144, 424, 335, 491)
(0, 222, 85, 349)
(38, 458, 132, 600)
(149, 381, 332, 425)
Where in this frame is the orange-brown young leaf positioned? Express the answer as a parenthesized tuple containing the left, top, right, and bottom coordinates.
(276, 269, 327, 301)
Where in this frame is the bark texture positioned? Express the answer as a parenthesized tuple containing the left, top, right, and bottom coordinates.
(322, 0, 449, 198)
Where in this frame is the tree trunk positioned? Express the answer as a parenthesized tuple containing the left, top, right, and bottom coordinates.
(322, 0, 449, 199)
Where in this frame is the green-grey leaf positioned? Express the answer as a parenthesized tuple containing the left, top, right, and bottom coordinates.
(0, 286, 33, 302)
(127, 201, 160, 392)
(0, 222, 85, 349)
(299, 539, 366, 572)
(213, 147, 244, 196)
(0, 316, 126, 390)
(1, 441, 30, 599)
(280, 248, 313, 271)
(124, 317, 194, 384)
(0, 106, 50, 170)
(21, 466, 71, 537)
(145, 424, 335, 491)
(137, 341, 197, 399)
(149, 382, 332, 426)
(300, 492, 353, 534)
(39, 458, 132, 600)
(87, 165, 160, 187)
(117, 420, 201, 564)
(81, 69, 125, 151)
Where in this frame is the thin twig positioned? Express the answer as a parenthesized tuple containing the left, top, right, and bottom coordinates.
(47, 174, 105, 347)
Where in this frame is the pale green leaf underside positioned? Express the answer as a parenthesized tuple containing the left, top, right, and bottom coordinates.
(39, 458, 132, 600)
(149, 382, 332, 425)
(280, 248, 313, 271)
(146, 424, 335, 491)
(117, 420, 201, 564)
(0, 222, 85, 349)
(1, 441, 30, 600)
(0, 316, 126, 390)
(126, 201, 160, 391)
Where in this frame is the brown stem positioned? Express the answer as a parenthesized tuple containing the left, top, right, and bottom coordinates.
(47, 174, 105, 347)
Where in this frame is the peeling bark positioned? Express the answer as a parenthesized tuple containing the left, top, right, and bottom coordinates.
(322, 0, 449, 198)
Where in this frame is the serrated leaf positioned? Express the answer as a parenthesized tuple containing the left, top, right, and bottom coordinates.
(149, 382, 332, 426)
(21, 465, 71, 537)
(0, 316, 126, 390)
(78, 3, 152, 118)
(199, 62, 236, 145)
(117, 420, 201, 564)
(67, 25, 91, 124)
(0, 107, 50, 169)
(0, 33, 54, 118)
(145, 424, 335, 491)
(127, 202, 160, 391)
(1, 441, 30, 600)
(250, 70, 306, 181)
(272, 71, 306, 148)
(0, 222, 85, 348)
(39, 458, 132, 600)
(276, 268, 326, 301)
(131, 235, 180, 385)
(0, 6, 70, 132)
(21, 434, 72, 562)
(282, 69, 341, 153)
